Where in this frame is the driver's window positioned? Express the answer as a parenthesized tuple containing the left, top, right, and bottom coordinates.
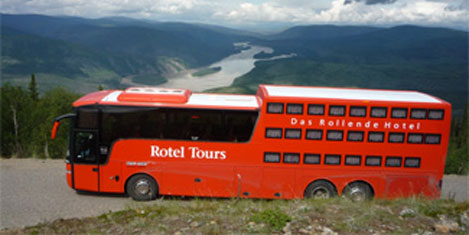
(74, 132, 97, 163)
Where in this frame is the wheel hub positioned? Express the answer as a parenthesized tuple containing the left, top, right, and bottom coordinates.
(135, 179, 150, 195)
(312, 186, 330, 199)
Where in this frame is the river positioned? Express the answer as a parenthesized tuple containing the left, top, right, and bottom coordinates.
(158, 43, 294, 92)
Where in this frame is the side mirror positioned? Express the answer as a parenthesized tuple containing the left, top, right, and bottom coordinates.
(51, 121, 60, 140)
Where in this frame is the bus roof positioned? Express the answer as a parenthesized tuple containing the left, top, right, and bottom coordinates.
(73, 88, 260, 110)
(260, 85, 445, 104)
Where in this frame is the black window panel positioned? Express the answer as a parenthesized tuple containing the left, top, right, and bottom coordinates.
(368, 132, 384, 143)
(308, 104, 325, 115)
(264, 152, 280, 163)
(345, 155, 361, 166)
(347, 131, 364, 142)
(388, 132, 405, 143)
(386, 157, 402, 167)
(286, 103, 304, 114)
(327, 130, 343, 141)
(265, 128, 282, 139)
(285, 129, 302, 139)
(410, 109, 427, 119)
(283, 153, 300, 164)
(304, 154, 321, 164)
(404, 157, 421, 168)
(391, 108, 408, 119)
(370, 107, 387, 118)
(305, 129, 323, 140)
(329, 105, 346, 116)
(407, 133, 423, 144)
(425, 134, 441, 144)
(325, 154, 341, 165)
(100, 107, 258, 146)
(428, 109, 444, 120)
(76, 107, 98, 129)
(350, 106, 367, 117)
(365, 156, 382, 166)
(267, 103, 284, 114)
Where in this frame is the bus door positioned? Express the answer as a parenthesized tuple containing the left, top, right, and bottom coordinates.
(71, 129, 99, 191)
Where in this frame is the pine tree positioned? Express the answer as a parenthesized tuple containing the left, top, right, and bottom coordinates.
(98, 85, 104, 91)
(28, 74, 39, 101)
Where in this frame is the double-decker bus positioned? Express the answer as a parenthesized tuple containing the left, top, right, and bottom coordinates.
(52, 85, 451, 201)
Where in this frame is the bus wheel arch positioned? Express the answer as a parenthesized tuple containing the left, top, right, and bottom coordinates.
(342, 180, 374, 202)
(125, 173, 159, 201)
(304, 179, 338, 199)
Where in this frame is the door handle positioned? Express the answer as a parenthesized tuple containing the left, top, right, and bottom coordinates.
(92, 167, 99, 172)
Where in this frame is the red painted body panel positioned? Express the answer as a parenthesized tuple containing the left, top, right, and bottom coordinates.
(65, 84, 451, 199)
(73, 164, 99, 191)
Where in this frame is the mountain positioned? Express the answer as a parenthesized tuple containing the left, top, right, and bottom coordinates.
(223, 25, 469, 114)
(1, 14, 257, 91)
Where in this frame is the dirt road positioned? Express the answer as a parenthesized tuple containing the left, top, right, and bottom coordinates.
(0, 159, 467, 230)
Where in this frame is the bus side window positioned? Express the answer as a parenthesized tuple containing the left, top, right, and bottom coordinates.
(267, 103, 284, 114)
(326, 130, 343, 141)
(428, 109, 444, 120)
(304, 153, 321, 164)
(424, 134, 441, 144)
(410, 109, 427, 119)
(345, 155, 361, 166)
(286, 103, 303, 115)
(347, 131, 364, 142)
(385, 156, 402, 167)
(368, 132, 384, 142)
(404, 157, 421, 168)
(370, 107, 387, 118)
(324, 154, 341, 165)
(388, 132, 405, 143)
(365, 156, 382, 166)
(329, 105, 346, 116)
(307, 104, 325, 115)
(74, 132, 97, 163)
(264, 152, 280, 163)
(350, 106, 367, 117)
(391, 108, 408, 119)
(305, 129, 323, 140)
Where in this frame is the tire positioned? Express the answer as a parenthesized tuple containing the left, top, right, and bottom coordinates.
(304, 181, 337, 199)
(126, 174, 158, 201)
(342, 182, 373, 202)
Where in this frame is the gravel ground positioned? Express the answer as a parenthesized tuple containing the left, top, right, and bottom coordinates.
(0, 159, 468, 230)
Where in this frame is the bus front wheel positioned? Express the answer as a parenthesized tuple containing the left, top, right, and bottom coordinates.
(304, 180, 337, 199)
(126, 174, 158, 201)
(342, 182, 373, 202)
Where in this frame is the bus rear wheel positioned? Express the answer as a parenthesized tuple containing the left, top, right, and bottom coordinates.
(304, 181, 337, 199)
(127, 174, 158, 201)
(342, 182, 373, 202)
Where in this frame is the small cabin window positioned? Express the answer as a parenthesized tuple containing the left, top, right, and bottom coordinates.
(306, 129, 323, 140)
(283, 153, 300, 164)
(428, 109, 444, 120)
(285, 129, 302, 139)
(350, 106, 367, 117)
(407, 133, 423, 144)
(391, 108, 408, 119)
(365, 156, 382, 166)
(425, 134, 441, 144)
(265, 128, 282, 139)
(386, 156, 402, 167)
(329, 105, 346, 116)
(404, 157, 421, 168)
(347, 131, 364, 142)
(410, 109, 427, 119)
(325, 154, 341, 165)
(304, 154, 321, 164)
(388, 132, 405, 143)
(267, 103, 284, 114)
(370, 107, 387, 118)
(286, 103, 303, 115)
(368, 132, 384, 143)
(345, 155, 361, 166)
(326, 130, 344, 141)
(264, 152, 280, 163)
(308, 104, 325, 115)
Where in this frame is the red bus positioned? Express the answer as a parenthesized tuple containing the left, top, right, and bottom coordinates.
(52, 85, 451, 201)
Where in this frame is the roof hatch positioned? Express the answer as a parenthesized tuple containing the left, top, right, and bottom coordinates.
(118, 87, 192, 103)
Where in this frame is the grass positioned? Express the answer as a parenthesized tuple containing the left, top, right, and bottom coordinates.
(3, 197, 468, 234)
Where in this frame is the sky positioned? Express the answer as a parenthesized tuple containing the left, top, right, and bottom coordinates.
(1, 0, 467, 30)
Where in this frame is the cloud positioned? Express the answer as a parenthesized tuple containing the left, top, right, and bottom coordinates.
(0, 0, 467, 29)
